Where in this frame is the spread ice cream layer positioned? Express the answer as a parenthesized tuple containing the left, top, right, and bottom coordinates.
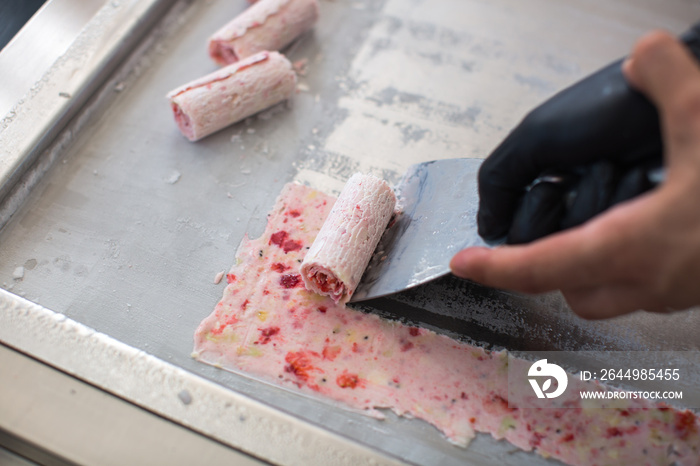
(193, 182, 700, 465)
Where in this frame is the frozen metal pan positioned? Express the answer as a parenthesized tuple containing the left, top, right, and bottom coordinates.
(2, 0, 700, 464)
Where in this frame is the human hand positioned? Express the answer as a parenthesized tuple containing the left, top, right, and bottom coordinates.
(477, 23, 700, 245)
(476, 57, 663, 244)
(450, 31, 700, 319)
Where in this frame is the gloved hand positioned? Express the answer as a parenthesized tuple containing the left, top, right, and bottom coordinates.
(478, 22, 700, 244)
(451, 30, 700, 318)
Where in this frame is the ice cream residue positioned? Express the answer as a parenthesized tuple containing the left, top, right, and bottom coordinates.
(193, 182, 700, 465)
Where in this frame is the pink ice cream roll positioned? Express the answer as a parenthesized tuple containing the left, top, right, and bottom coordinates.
(167, 51, 297, 141)
(209, 0, 320, 66)
(301, 174, 397, 304)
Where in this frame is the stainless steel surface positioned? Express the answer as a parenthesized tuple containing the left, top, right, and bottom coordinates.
(0, 291, 402, 466)
(0, 0, 105, 119)
(0, 0, 174, 216)
(0, 446, 38, 466)
(1, 0, 700, 465)
(0, 342, 267, 466)
(352, 158, 488, 302)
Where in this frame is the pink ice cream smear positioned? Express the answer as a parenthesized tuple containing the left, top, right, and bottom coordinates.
(193, 183, 700, 465)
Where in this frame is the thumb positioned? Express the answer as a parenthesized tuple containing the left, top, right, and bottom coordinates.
(623, 31, 700, 162)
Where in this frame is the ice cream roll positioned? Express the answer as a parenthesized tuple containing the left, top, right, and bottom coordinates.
(301, 174, 397, 304)
(167, 51, 296, 141)
(208, 0, 319, 66)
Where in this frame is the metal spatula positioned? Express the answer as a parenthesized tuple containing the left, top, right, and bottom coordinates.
(350, 158, 492, 302)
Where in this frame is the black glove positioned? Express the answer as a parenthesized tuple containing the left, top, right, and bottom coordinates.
(477, 22, 700, 245)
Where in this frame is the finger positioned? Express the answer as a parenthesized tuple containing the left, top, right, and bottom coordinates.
(450, 222, 619, 293)
(559, 161, 617, 230)
(477, 132, 534, 240)
(562, 286, 665, 320)
(623, 31, 700, 104)
(609, 159, 658, 206)
(506, 179, 568, 244)
(623, 31, 700, 157)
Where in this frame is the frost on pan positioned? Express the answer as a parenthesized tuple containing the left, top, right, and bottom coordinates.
(300, 173, 396, 304)
(193, 183, 700, 465)
(208, 0, 320, 66)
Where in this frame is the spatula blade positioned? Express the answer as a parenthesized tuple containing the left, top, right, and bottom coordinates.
(350, 158, 491, 303)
